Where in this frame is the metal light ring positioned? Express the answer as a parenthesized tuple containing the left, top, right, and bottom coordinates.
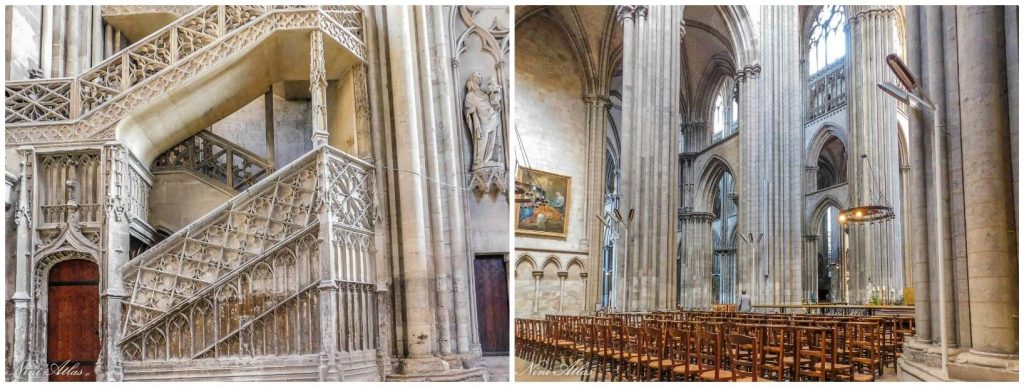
(838, 205, 896, 224)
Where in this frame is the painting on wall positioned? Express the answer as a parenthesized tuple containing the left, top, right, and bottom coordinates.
(515, 167, 570, 238)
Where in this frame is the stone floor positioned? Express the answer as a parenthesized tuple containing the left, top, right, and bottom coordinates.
(514, 357, 901, 382)
(483, 355, 511, 382)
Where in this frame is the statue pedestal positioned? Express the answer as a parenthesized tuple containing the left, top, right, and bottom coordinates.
(468, 166, 507, 193)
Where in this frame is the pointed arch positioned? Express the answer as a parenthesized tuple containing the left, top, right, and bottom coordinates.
(808, 194, 845, 229)
(515, 254, 537, 272)
(566, 257, 586, 273)
(694, 155, 737, 213)
(806, 123, 849, 166)
(541, 255, 562, 272)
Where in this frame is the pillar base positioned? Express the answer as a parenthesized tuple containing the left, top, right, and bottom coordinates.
(949, 350, 1019, 381)
(900, 339, 1018, 381)
(385, 357, 487, 382)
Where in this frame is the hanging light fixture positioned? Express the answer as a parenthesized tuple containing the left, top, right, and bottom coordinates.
(838, 154, 895, 224)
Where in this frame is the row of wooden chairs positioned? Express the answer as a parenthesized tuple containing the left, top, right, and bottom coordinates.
(515, 311, 914, 382)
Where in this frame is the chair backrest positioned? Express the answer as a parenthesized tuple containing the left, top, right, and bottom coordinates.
(666, 327, 693, 372)
(695, 328, 722, 377)
(623, 325, 641, 355)
(794, 326, 836, 380)
(641, 326, 664, 360)
(727, 333, 759, 381)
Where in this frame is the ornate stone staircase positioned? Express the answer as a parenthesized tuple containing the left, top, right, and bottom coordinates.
(117, 146, 381, 380)
(5, 5, 364, 145)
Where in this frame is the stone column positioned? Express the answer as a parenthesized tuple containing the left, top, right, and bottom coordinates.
(532, 271, 543, 314)
(412, 6, 452, 357)
(40, 6, 53, 77)
(735, 63, 761, 304)
(802, 235, 819, 302)
(310, 31, 329, 147)
(903, 5, 932, 344)
(557, 272, 568, 313)
(65, 6, 80, 76)
(754, 5, 802, 304)
(91, 6, 102, 66)
(679, 212, 713, 309)
(955, 5, 1018, 361)
(11, 146, 34, 381)
(315, 149, 341, 381)
(384, 5, 445, 373)
(616, 5, 683, 312)
(98, 143, 133, 382)
(845, 5, 905, 304)
(431, 5, 474, 354)
(583, 95, 610, 311)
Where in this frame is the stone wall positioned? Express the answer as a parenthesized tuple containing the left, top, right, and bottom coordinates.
(147, 171, 232, 232)
(514, 253, 588, 318)
(513, 12, 592, 317)
(6, 6, 41, 80)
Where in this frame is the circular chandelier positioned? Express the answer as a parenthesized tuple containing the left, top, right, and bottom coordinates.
(838, 205, 895, 224)
(838, 154, 895, 225)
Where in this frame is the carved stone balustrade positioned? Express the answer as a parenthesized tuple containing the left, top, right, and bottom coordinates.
(151, 130, 272, 192)
(6, 5, 366, 144)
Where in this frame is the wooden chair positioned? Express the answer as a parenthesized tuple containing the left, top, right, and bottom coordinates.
(665, 326, 699, 381)
(633, 326, 666, 381)
(727, 333, 763, 381)
(844, 321, 882, 381)
(614, 325, 642, 381)
(761, 324, 794, 381)
(696, 328, 731, 381)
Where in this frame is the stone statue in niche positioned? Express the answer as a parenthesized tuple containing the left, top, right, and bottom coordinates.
(464, 72, 501, 170)
(464, 71, 507, 193)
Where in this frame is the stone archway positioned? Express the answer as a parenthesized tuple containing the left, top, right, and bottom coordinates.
(28, 250, 101, 382)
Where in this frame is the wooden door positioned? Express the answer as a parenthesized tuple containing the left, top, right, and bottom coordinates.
(47, 259, 100, 382)
(473, 255, 509, 355)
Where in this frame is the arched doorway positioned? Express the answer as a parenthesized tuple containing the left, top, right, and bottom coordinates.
(47, 259, 100, 381)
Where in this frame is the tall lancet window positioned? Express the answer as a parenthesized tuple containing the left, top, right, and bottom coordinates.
(711, 79, 738, 143)
(808, 5, 847, 74)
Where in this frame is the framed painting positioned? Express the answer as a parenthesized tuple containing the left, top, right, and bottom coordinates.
(515, 167, 571, 238)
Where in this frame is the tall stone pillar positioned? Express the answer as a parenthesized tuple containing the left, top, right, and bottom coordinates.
(310, 31, 329, 147)
(955, 5, 1018, 365)
(583, 95, 610, 311)
(428, 5, 474, 355)
(903, 5, 932, 344)
(753, 5, 802, 304)
(845, 6, 905, 303)
(616, 5, 682, 312)
(735, 63, 761, 304)
(383, 5, 447, 374)
(11, 146, 34, 381)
